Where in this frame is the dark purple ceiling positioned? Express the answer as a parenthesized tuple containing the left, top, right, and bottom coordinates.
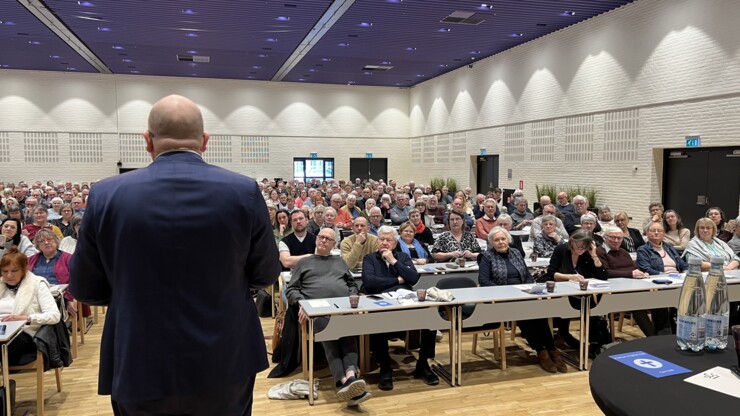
(1, 0, 635, 87)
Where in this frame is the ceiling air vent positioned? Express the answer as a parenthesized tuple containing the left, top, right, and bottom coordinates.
(440, 11, 486, 25)
(176, 55, 210, 63)
(362, 65, 394, 71)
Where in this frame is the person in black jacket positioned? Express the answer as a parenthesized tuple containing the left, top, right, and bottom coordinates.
(546, 230, 608, 349)
(362, 226, 438, 391)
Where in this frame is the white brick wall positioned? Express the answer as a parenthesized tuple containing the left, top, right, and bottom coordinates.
(0, 71, 411, 183)
(408, 0, 740, 225)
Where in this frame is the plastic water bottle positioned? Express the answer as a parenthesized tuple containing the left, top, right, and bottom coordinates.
(704, 256, 729, 350)
(676, 257, 705, 352)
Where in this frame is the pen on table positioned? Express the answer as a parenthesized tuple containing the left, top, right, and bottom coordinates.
(333, 303, 340, 309)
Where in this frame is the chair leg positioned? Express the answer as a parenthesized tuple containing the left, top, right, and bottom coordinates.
(618, 312, 625, 332)
(55, 368, 63, 392)
(472, 333, 478, 355)
(499, 326, 507, 370)
(609, 313, 616, 340)
(37, 351, 44, 416)
(493, 330, 500, 360)
(510, 321, 517, 341)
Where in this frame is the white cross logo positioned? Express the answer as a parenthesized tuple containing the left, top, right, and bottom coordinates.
(634, 359, 662, 369)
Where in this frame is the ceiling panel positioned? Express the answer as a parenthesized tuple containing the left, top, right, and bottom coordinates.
(1, 0, 635, 86)
(0, 0, 97, 72)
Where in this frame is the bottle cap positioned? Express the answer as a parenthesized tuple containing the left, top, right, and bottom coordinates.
(688, 257, 702, 265)
(709, 256, 723, 265)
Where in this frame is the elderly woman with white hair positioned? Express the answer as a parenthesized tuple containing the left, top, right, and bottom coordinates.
(379, 194, 392, 220)
(479, 226, 566, 373)
(533, 215, 565, 258)
(493, 214, 524, 257)
(47, 197, 64, 220)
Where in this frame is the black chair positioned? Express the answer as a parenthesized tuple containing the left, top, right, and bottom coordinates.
(436, 277, 507, 368)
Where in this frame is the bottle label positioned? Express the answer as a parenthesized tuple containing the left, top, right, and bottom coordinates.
(705, 315, 728, 337)
(677, 315, 700, 341)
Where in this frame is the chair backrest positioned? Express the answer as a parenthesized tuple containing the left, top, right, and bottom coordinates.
(436, 277, 477, 320)
(436, 276, 477, 290)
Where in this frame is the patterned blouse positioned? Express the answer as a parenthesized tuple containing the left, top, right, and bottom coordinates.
(432, 231, 481, 254)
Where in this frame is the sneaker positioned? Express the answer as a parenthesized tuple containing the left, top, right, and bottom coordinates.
(347, 391, 372, 407)
(337, 377, 366, 401)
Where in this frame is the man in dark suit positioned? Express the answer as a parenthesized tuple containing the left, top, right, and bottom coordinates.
(70, 95, 280, 416)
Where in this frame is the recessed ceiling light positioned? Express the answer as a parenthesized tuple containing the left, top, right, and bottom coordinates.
(510, 33, 523, 37)
(470, 50, 480, 54)
(480, 3, 493, 10)
(381, 61, 391, 65)
(67, 67, 77, 70)
(131, 70, 140, 74)
(112, 45, 124, 50)
(405, 47, 416, 51)
(186, 33, 198, 37)
(338, 42, 349, 47)
(276, 16, 290, 21)
(28, 41, 42, 45)
(78, 1, 94, 6)
(50, 55, 61, 59)
(258, 54, 268, 58)
(182, 9, 196, 15)
(359, 22, 372, 27)
(3, 21, 14, 26)
(364, 72, 371, 75)
(416, 74, 425, 77)
(321, 58, 331, 62)
(438, 28, 451, 32)
(97, 27, 111, 32)
(1, 65, 9, 68)
(561, 11, 576, 16)
(438, 64, 448, 68)
(247, 76, 255, 79)
(386, 0, 402, 3)
(122, 58, 132, 62)
(252, 65, 262, 69)
(308, 68, 316, 72)
(187, 50, 197, 54)
(298, 78, 306, 81)
(266, 38, 277, 42)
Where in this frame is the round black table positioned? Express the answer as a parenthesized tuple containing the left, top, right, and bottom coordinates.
(589, 335, 739, 416)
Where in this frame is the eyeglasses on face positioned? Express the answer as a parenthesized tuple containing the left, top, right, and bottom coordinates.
(316, 235, 334, 242)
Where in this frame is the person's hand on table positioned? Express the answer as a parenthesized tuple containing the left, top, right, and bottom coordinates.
(2, 314, 28, 322)
(570, 274, 586, 282)
(632, 269, 649, 279)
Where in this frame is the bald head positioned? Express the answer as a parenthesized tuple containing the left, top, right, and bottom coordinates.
(145, 95, 208, 158)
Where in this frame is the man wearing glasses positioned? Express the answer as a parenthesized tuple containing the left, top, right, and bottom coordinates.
(362, 226, 439, 391)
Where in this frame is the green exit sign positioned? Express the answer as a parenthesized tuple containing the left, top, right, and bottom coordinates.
(685, 136, 701, 147)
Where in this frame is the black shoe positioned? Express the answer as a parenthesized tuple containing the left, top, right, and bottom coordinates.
(347, 391, 372, 407)
(337, 377, 366, 401)
(413, 365, 439, 386)
(378, 371, 394, 391)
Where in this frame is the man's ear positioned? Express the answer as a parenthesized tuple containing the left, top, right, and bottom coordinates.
(143, 130, 154, 154)
(200, 132, 209, 153)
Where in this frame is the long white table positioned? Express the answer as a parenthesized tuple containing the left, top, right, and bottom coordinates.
(296, 270, 740, 401)
(299, 295, 456, 405)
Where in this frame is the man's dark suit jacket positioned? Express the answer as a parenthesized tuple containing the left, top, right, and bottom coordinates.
(70, 151, 281, 404)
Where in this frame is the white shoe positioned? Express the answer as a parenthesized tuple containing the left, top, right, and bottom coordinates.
(436, 330, 443, 341)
